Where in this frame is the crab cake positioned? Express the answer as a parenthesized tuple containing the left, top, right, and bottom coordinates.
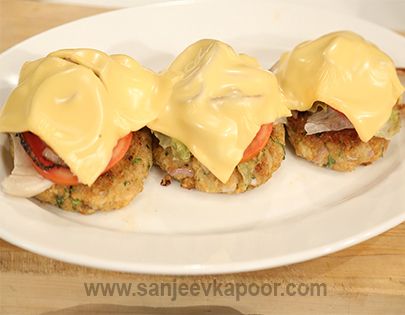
(153, 124, 285, 193)
(286, 111, 390, 171)
(34, 129, 152, 214)
(8, 130, 152, 214)
(147, 40, 291, 192)
(272, 31, 404, 170)
(0, 49, 170, 212)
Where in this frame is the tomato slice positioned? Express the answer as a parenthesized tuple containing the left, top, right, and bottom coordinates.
(104, 133, 133, 171)
(20, 132, 133, 185)
(31, 163, 79, 186)
(21, 132, 59, 168)
(240, 123, 273, 163)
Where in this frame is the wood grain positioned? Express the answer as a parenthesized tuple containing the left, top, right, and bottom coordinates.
(0, 1, 405, 314)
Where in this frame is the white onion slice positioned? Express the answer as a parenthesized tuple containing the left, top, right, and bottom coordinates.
(304, 107, 354, 135)
(168, 167, 194, 178)
(2, 134, 53, 197)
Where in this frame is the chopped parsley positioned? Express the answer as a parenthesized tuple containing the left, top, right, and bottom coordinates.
(55, 195, 64, 208)
(326, 155, 336, 168)
(132, 157, 142, 164)
(71, 199, 81, 209)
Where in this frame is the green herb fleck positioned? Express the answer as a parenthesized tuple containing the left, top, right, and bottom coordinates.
(123, 181, 129, 186)
(71, 199, 81, 209)
(132, 157, 142, 164)
(326, 155, 336, 168)
(55, 195, 64, 208)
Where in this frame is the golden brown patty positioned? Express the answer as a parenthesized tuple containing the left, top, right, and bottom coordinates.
(152, 124, 286, 193)
(286, 111, 389, 171)
(35, 129, 152, 214)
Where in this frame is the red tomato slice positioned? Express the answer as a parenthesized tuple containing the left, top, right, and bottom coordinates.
(104, 133, 133, 171)
(240, 123, 273, 163)
(21, 132, 58, 168)
(21, 132, 133, 185)
(31, 163, 80, 186)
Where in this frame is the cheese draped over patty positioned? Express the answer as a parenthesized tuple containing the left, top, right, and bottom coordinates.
(272, 31, 404, 142)
(0, 49, 171, 185)
(148, 39, 291, 183)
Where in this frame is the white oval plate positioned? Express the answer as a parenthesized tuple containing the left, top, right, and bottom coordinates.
(1, 0, 405, 275)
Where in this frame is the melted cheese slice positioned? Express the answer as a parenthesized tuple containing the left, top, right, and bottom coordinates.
(273, 31, 405, 142)
(0, 49, 171, 185)
(148, 39, 291, 183)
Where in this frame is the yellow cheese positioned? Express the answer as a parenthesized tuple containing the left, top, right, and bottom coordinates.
(0, 49, 171, 185)
(148, 39, 291, 183)
(273, 31, 404, 142)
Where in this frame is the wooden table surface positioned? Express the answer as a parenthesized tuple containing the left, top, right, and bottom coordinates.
(1, 1, 405, 314)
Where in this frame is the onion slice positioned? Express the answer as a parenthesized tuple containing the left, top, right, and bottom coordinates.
(168, 168, 194, 178)
(1, 134, 53, 197)
(305, 107, 354, 135)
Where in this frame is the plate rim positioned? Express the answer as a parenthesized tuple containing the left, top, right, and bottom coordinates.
(0, 0, 404, 275)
